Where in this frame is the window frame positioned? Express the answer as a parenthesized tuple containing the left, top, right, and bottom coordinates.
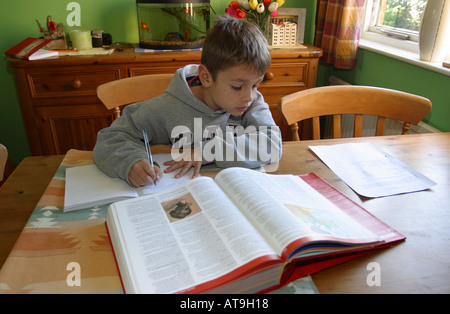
(361, 0, 421, 53)
(360, 0, 450, 76)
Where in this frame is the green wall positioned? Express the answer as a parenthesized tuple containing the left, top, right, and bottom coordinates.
(1, 0, 447, 165)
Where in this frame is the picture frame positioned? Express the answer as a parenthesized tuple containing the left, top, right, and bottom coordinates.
(267, 8, 306, 44)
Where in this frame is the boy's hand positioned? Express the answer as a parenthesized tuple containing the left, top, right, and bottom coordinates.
(163, 150, 203, 179)
(128, 160, 163, 187)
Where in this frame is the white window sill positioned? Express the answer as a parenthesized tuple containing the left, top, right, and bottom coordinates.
(359, 38, 450, 77)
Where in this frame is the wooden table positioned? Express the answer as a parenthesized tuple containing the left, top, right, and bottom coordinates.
(273, 133, 450, 293)
(0, 155, 63, 268)
(0, 133, 449, 293)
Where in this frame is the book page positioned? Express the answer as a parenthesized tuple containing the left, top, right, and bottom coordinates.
(65, 164, 139, 211)
(108, 176, 277, 294)
(137, 154, 193, 196)
(29, 49, 58, 60)
(64, 154, 192, 211)
(214, 168, 379, 258)
(309, 142, 436, 197)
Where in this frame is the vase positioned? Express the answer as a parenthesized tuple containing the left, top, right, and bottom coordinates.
(419, 0, 450, 62)
(245, 16, 268, 33)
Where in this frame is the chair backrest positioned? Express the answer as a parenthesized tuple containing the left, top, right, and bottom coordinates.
(0, 144, 7, 182)
(97, 73, 173, 119)
(278, 85, 432, 141)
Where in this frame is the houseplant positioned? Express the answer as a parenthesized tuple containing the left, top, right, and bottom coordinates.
(225, 0, 285, 32)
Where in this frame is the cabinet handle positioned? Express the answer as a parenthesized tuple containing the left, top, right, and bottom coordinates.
(264, 71, 274, 81)
(71, 79, 81, 89)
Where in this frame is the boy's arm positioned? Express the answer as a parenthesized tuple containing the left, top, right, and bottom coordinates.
(203, 94, 282, 169)
(93, 104, 150, 185)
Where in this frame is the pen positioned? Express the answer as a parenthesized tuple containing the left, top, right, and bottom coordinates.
(52, 49, 78, 52)
(142, 129, 156, 185)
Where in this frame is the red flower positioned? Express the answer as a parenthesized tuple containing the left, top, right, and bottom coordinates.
(226, 1, 247, 19)
(263, 0, 272, 6)
(225, 3, 237, 16)
(230, 1, 240, 9)
(235, 9, 247, 19)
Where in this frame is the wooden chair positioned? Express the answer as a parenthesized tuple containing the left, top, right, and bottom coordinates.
(278, 85, 432, 141)
(97, 74, 173, 119)
(0, 144, 7, 182)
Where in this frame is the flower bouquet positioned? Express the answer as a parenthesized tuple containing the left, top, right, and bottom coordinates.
(225, 0, 285, 32)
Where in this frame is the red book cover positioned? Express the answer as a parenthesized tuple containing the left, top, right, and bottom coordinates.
(5, 37, 56, 60)
(274, 173, 406, 288)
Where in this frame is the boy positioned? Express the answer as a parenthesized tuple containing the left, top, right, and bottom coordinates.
(93, 15, 281, 187)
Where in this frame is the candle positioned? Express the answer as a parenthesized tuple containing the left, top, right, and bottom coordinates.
(70, 30, 92, 51)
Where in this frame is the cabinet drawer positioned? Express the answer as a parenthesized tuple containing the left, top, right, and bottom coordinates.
(27, 68, 122, 98)
(262, 62, 309, 88)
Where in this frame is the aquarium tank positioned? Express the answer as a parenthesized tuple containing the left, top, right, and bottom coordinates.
(136, 0, 211, 49)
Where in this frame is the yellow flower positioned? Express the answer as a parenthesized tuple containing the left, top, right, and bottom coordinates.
(277, 0, 285, 7)
(249, 0, 258, 10)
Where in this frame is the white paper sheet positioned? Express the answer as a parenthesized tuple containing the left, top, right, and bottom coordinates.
(309, 142, 436, 198)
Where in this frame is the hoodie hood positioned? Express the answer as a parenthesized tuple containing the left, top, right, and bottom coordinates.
(165, 64, 227, 116)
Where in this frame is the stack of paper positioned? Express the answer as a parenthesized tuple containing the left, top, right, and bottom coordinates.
(309, 142, 436, 198)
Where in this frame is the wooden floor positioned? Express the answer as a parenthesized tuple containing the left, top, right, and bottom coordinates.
(0, 155, 63, 268)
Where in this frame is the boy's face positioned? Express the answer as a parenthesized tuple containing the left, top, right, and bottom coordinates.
(198, 64, 265, 116)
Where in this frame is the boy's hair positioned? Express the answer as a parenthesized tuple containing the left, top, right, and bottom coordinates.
(201, 15, 271, 79)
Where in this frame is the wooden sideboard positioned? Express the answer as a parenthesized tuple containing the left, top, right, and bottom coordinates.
(8, 46, 322, 155)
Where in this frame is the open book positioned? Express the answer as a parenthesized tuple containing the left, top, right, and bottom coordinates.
(106, 167, 405, 294)
(64, 154, 192, 212)
(5, 37, 58, 60)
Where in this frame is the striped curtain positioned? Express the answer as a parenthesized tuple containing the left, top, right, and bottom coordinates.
(315, 0, 366, 69)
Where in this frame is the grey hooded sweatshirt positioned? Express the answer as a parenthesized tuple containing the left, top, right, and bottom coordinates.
(93, 64, 282, 185)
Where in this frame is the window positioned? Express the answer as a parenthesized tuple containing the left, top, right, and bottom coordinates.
(361, 0, 450, 75)
(362, 0, 428, 52)
(368, 0, 427, 41)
